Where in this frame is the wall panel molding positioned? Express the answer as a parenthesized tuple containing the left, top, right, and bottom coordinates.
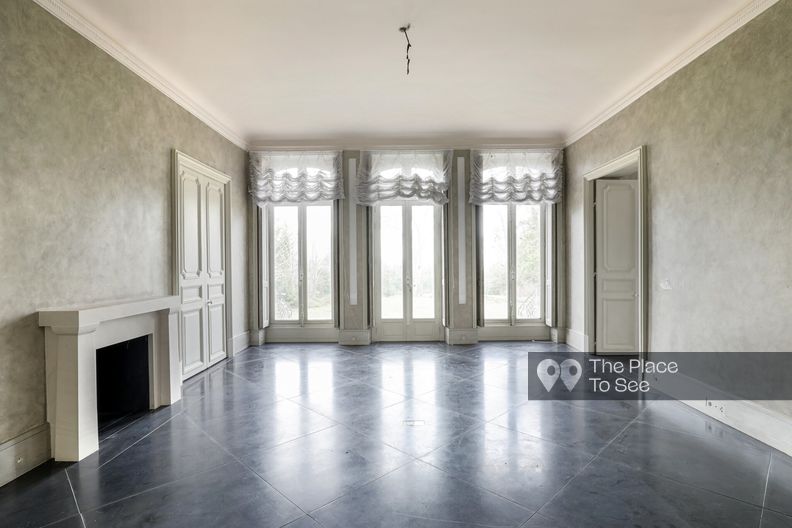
(456, 157, 467, 306)
(348, 158, 358, 306)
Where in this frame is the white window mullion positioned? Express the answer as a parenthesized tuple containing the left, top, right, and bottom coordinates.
(299, 204, 307, 326)
(508, 204, 516, 326)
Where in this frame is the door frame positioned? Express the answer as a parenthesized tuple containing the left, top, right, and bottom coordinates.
(371, 201, 444, 342)
(583, 146, 648, 357)
(264, 201, 339, 342)
(171, 150, 234, 365)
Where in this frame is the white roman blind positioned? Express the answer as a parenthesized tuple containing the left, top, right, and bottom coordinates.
(470, 149, 563, 204)
(357, 150, 451, 205)
(249, 150, 343, 205)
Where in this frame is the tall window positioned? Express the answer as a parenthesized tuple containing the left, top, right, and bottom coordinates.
(270, 203, 335, 324)
(481, 203, 544, 324)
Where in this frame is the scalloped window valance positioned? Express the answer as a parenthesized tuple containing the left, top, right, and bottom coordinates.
(357, 150, 452, 205)
(470, 149, 563, 205)
(249, 151, 343, 205)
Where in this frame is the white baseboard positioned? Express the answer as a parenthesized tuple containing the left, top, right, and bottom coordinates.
(0, 423, 50, 487)
(566, 328, 587, 352)
(477, 325, 550, 341)
(230, 331, 250, 355)
(338, 329, 372, 346)
(652, 372, 792, 457)
(444, 327, 479, 345)
(249, 328, 266, 346)
(683, 399, 792, 457)
(266, 326, 339, 343)
(551, 327, 566, 344)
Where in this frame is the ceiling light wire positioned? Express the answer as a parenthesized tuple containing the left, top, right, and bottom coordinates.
(399, 24, 412, 75)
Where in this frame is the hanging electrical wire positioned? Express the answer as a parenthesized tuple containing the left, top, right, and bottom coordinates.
(399, 24, 412, 75)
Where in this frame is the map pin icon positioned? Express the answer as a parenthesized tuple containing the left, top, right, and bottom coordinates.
(537, 359, 561, 392)
(560, 359, 583, 391)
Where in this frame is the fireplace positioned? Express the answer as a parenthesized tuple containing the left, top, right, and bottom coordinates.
(96, 335, 150, 439)
(39, 296, 181, 461)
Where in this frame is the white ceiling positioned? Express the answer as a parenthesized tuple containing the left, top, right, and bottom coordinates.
(61, 0, 753, 147)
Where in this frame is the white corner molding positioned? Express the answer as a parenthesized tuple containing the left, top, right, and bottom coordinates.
(31, 0, 247, 149)
(564, 0, 780, 146)
(456, 157, 467, 305)
(348, 158, 358, 306)
(38, 296, 181, 462)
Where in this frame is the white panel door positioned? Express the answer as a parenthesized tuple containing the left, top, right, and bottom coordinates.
(205, 181, 227, 365)
(177, 170, 205, 376)
(373, 203, 443, 342)
(595, 179, 638, 354)
(175, 153, 229, 379)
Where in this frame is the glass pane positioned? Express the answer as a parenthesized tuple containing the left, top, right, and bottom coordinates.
(380, 206, 403, 319)
(272, 206, 299, 320)
(306, 205, 332, 321)
(411, 205, 435, 319)
(482, 205, 508, 320)
(516, 204, 542, 319)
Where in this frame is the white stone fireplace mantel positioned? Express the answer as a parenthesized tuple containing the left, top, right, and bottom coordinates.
(39, 296, 181, 461)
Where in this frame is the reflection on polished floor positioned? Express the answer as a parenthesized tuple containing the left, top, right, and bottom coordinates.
(2, 342, 791, 528)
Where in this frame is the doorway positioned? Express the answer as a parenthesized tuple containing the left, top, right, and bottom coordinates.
(583, 147, 647, 356)
(372, 203, 443, 341)
(173, 151, 233, 379)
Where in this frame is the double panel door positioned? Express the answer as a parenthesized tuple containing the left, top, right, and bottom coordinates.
(373, 203, 443, 341)
(175, 152, 229, 379)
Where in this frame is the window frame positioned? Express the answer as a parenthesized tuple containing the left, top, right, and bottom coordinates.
(267, 201, 338, 327)
(480, 202, 546, 326)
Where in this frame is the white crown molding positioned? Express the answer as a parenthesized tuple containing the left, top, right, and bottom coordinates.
(247, 138, 566, 151)
(32, 0, 779, 153)
(564, 0, 780, 147)
(32, 0, 248, 150)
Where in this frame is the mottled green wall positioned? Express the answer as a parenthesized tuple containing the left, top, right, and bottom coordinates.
(0, 0, 248, 443)
(565, 0, 792, 353)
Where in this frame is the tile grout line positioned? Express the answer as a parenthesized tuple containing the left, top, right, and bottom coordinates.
(523, 403, 646, 523)
(593, 408, 775, 511)
(73, 460, 234, 516)
(759, 454, 773, 526)
(63, 468, 87, 528)
(416, 458, 536, 517)
(180, 411, 313, 521)
(305, 458, 420, 517)
(86, 411, 182, 472)
(536, 400, 773, 519)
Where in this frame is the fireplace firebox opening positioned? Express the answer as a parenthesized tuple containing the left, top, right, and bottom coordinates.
(96, 335, 150, 439)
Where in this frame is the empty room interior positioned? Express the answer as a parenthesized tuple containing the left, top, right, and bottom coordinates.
(2, 0, 792, 526)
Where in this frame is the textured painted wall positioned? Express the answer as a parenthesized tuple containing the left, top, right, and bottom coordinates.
(0, 0, 248, 444)
(565, 0, 792, 353)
